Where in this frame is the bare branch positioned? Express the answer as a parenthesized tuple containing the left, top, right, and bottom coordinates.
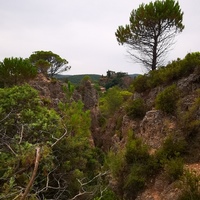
(18, 125, 24, 144)
(51, 129, 68, 147)
(0, 110, 12, 123)
(78, 171, 108, 187)
(20, 146, 41, 200)
(69, 191, 93, 200)
(5, 143, 17, 156)
(69, 171, 109, 200)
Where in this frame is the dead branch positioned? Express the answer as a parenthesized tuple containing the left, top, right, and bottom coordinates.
(18, 124, 24, 144)
(69, 191, 93, 200)
(70, 171, 109, 200)
(51, 129, 68, 147)
(0, 110, 12, 123)
(20, 146, 41, 200)
(5, 143, 17, 156)
(78, 171, 109, 187)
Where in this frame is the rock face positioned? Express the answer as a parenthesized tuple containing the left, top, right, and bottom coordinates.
(28, 73, 66, 107)
(78, 80, 98, 110)
(138, 109, 178, 150)
(76, 80, 101, 146)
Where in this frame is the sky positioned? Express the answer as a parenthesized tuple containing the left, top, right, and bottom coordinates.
(0, 0, 200, 75)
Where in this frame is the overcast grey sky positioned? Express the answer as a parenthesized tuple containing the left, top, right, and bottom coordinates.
(0, 0, 199, 75)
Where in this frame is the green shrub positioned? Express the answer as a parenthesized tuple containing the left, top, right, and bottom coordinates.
(100, 87, 123, 115)
(0, 57, 37, 87)
(123, 164, 146, 199)
(180, 96, 200, 135)
(156, 135, 187, 161)
(179, 170, 200, 200)
(132, 74, 150, 93)
(125, 137, 149, 164)
(155, 84, 180, 114)
(120, 90, 133, 101)
(106, 150, 125, 178)
(126, 98, 146, 119)
(94, 189, 119, 200)
(123, 131, 159, 199)
(164, 157, 184, 181)
(106, 130, 160, 199)
(147, 69, 165, 88)
(182, 52, 200, 74)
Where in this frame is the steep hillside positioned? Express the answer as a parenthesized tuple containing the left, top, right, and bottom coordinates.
(96, 52, 200, 200)
(1, 52, 200, 199)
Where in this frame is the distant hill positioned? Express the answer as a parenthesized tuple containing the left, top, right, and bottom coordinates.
(55, 73, 140, 85)
(129, 74, 140, 78)
(55, 74, 101, 85)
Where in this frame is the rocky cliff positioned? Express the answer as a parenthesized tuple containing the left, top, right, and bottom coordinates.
(99, 67, 200, 199)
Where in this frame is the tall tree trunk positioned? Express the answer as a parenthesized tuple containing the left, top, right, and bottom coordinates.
(152, 37, 158, 71)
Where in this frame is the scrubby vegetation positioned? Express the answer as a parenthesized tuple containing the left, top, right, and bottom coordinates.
(131, 52, 200, 93)
(1, 50, 200, 199)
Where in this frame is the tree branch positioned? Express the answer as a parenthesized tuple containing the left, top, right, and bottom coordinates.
(51, 129, 68, 147)
(18, 125, 24, 144)
(0, 110, 12, 122)
(20, 147, 41, 200)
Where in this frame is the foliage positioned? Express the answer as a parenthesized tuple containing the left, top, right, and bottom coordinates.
(0, 84, 104, 199)
(131, 52, 200, 93)
(56, 74, 101, 86)
(179, 95, 200, 136)
(106, 131, 159, 199)
(156, 135, 187, 161)
(105, 76, 123, 90)
(99, 87, 123, 116)
(154, 135, 186, 181)
(120, 90, 133, 101)
(0, 57, 37, 87)
(131, 74, 150, 92)
(124, 133, 159, 199)
(62, 81, 75, 100)
(164, 157, 184, 181)
(155, 84, 180, 114)
(178, 170, 200, 200)
(94, 189, 120, 200)
(126, 98, 146, 119)
(29, 50, 71, 77)
(116, 0, 184, 71)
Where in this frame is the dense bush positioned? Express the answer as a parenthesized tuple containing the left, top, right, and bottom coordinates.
(156, 135, 187, 161)
(155, 84, 180, 114)
(99, 87, 123, 116)
(164, 157, 184, 181)
(179, 170, 200, 200)
(131, 52, 200, 93)
(180, 95, 200, 135)
(155, 135, 186, 182)
(120, 90, 133, 101)
(106, 131, 159, 199)
(124, 133, 159, 199)
(126, 98, 146, 119)
(0, 85, 104, 199)
(0, 57, 37, 87)
(131, 74, 150, 93)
